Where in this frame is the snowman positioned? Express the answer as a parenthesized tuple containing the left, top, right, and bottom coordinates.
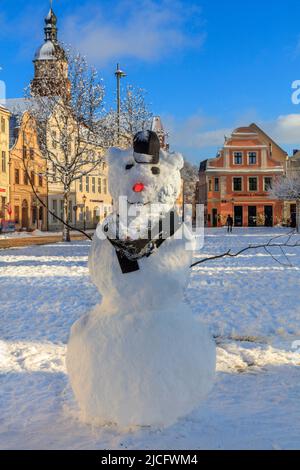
(67, 131, 216, 429)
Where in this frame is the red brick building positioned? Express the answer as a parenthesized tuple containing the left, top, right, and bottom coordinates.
(198, 125, 287, 227)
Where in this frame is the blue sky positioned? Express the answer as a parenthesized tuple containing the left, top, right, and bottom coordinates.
(1, 0, 300, 164)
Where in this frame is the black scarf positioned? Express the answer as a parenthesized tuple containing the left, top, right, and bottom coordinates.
(105, 210, 180, 274)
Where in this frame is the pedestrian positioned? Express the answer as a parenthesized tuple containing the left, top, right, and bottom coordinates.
(226, 214, 233, 233)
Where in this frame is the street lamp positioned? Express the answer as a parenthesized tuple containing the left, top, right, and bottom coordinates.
(35, 189, 40, 230)
(115, 63, 126, 145)
(82, 195, 87, 231)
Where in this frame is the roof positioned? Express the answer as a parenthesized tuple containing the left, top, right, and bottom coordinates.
(249, 123, 288, 156)
(151, 116, 164, 134)
(35, 40, 58, 61)
(225, 127, 264, 147)
(199, 160, 208, 172)
(4, 98, 31, 116)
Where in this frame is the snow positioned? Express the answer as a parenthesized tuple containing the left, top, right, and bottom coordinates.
(0, 229, 94, 240)
(0, 229, 300, 449)
(67, 305, 215, 428)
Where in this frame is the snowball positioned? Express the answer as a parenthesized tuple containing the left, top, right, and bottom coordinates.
(67, 303, 216, 429)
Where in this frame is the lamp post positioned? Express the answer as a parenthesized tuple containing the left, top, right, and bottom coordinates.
(73, 205, 78, 229)
(82, 195, 87, 231)
(115, 63, 126, 145)
(35, 190, 40, 230)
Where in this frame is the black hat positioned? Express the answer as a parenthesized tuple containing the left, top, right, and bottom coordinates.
(133, 130, 160, 164)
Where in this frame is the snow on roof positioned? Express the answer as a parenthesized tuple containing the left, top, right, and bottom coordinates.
(35, 40, 56, 61)
(4, 98, 31, 116)
(151, 116, 164, 133)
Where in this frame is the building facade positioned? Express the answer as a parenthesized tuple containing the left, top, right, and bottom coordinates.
(198, 126, 286, 227)
(48, 161, 112, 231)
(0, 105, 10, 221)
(9, 111, 48, 231)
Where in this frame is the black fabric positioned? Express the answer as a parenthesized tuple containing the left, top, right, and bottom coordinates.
(106, 210, 179, 274)
(115, 250, 140, 274)
(133, 131, 160, 164)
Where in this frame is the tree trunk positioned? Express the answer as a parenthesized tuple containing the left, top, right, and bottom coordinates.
(297, 199, 300, 233)
(63, 190, 71, 242)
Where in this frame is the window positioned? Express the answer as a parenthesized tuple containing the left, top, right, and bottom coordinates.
(103, 178, 107, 195)
(249, 177, 258, 191)
(68, 201, 73, 223)
(39, 175, 43, 187)
(208, 179, 212, 192)
(2, 151, 6, 172)
(79, 177, 83, 192)
(52, 164, 57, 182)
(214, 178, 219, 192)
(23, 146, 27, 159)
(233, 177, 242, 192)
(264, 177, 273, 192)
(30, 148, 34, 160)
(15, 169, 20, 184)
(248, 152, 257, 165)
(98, 178, 102, 193)
(52, 131, 57, 149)
(24, 171, 29, 185)
(52, 200, 58, 223)
(31, 171, 35, 186)
(234, 152, 243, 165)
(60, 201, 64, 220)
(86, 177, 90, 193)
(1, 117, 5, 133)
(15, 206, 20, 224)
(92, 177, 96, 193)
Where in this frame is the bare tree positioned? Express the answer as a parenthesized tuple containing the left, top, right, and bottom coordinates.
(269, 173, 300, 232)
(103, 85, 153, 147)
(181, 160, 199, 204)
(27, 49, 107, 242)
(121, 85, 153, 143)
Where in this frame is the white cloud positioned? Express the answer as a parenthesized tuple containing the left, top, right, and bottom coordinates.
(264, 114, 300, 145)
(163, 113, 232, 150)
(165, 112, 300, 153)
(62, 0, 205, 65)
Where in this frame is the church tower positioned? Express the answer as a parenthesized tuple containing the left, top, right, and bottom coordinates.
(31, 5, 69, 97)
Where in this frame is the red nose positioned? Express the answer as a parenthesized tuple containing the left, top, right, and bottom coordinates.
(132, 182, 145, 193)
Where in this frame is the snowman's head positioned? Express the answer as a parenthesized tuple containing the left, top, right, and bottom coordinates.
(108, 131, 184, 214)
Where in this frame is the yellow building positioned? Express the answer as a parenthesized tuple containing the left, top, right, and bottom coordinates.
(75, 160, 112, 229)
(0, 105, 10, 221)
(8, 110, 48, 231)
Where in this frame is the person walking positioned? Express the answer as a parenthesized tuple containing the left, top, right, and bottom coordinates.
(226, 214, 233, 233)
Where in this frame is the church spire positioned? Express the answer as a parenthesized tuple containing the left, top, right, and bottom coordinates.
(44, 1, 58, 43)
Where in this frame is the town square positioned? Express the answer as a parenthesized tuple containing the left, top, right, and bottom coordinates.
(0, 0, 300, 455)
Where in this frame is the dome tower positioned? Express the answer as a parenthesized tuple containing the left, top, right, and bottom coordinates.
(31, 4, 69, 97)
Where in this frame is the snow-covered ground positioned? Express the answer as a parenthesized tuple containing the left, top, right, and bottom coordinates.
(0, 228, 299, 449)
(0, 229, 95, 239)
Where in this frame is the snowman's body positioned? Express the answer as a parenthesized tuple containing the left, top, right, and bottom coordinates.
(67, 133, 216, 429)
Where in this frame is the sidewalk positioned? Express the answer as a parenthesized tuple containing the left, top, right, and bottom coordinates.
(0, 231, 92, 249)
